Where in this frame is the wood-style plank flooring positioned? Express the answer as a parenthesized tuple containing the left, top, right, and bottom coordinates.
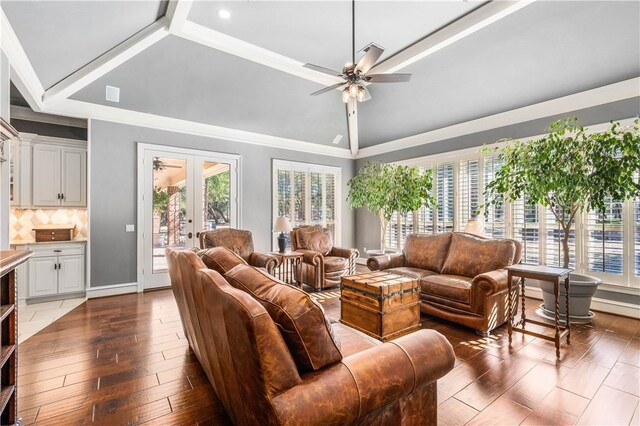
(17, 284, 640, 425)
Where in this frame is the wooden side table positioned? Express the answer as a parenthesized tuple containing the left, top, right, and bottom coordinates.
(506, 264, 572, 359)
(270, 251, 303, 288)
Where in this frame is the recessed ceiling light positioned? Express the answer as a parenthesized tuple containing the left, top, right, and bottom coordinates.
(218, 9, 231, 20)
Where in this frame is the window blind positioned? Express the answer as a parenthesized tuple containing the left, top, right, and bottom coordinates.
(483, 157, 506, 238)
(512, 196, 540, 264)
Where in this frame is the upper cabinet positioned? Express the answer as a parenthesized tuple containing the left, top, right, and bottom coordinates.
(11, 133, 87, 208)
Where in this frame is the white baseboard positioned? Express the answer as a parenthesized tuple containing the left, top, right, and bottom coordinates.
(525, 286, 640, 319)
(86, 282, 138, 299)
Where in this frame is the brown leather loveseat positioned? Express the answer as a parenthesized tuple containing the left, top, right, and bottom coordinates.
(167, 247, 455, 425)
(368, 232, 522, 335)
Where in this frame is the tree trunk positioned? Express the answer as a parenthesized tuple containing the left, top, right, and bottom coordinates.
(380, 212, 388, 254)
(562, 225, 571, 269)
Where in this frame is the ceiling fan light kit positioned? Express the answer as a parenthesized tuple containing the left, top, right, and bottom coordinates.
(304, 0, 412, 104)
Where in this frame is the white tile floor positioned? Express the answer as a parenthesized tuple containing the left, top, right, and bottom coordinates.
(18, 297, 86, 344)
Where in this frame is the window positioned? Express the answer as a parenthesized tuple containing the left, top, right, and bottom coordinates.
(586, 198, 624, 275)
(635, 196, 640, 277)
(512, 195, 540, 264)
(544, 207, 576, 268)
(273, 160, 341, 249)
(458, 159, 480, 229)
(483, 157, 506, 239)
(436, 163, 455, 232)
(416, 166, 434, 235)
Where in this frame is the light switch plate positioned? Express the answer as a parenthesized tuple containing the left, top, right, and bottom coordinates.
(125, 224, 135, 232)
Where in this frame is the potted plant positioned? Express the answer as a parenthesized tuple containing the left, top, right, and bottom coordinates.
(348, 161, 436, 255)
(483, 118, 640, 322)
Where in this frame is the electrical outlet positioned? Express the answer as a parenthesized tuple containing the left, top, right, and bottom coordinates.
(125, 224, 135, 232)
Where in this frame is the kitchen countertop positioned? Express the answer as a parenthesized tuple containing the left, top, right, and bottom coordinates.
(10, 238, 88, 246)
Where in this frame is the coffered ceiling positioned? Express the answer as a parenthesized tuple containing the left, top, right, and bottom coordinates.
(1, 0, 639, 158)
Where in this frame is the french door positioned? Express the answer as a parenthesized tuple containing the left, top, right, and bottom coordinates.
(138, 144, 240, 290)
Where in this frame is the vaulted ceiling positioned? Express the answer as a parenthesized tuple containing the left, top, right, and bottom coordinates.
(1, 0, 639, 157)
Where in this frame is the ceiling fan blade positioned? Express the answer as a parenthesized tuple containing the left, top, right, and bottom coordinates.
(361, 86, 372, 102)
(365, 73, 412, 83)
(303, 63, 342, 77)
(163, 165, 182, 169)
(355, 45, 383, 75)
(310, 82, 346, 96)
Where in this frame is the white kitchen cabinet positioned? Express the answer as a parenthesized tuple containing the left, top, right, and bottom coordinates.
(9, 133, 35, 207)
(28, 256, 58, 297)
(26, 136, 87, 207)
(16, 243, 86, 299)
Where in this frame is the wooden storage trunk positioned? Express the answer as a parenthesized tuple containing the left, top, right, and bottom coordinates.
(340, 271, 420, 342)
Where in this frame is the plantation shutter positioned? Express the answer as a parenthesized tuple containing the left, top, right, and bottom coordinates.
(512, 195, 541, 264)
(325, 173, 336, 238)
(385, 212, 399, 250)
(586, 198, 624, 275)
(458, 159, 480, 230)
(292, 171, 307, 229)
(483, 157, 506, 238)
(436, 163, 455, 233)
(635, 196, 640, 277)
(416, 166, 434, 234)
(277, 170, 292, 219)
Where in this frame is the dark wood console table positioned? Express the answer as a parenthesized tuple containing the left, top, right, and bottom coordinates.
(506, 264, 572, 359)
(1, 250, 32, 425)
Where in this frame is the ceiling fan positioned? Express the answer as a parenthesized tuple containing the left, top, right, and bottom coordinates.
(153, 157, 182, 171)
(304, 0, 411, 103)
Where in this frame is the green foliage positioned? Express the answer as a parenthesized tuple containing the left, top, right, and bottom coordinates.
(205, 172, 230, 224)
(153, 187, 169, 213)
(483, 118, 640, 267)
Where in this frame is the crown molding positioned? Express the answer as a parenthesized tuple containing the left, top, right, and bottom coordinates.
(48, 99, 353, 159)
(371, 0, 537, 75)
(10, 105, 87, 128)
(43, 18, 169, 103)
(356, 77, 640, 159)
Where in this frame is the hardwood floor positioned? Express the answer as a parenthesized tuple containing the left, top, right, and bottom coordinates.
(17, 286, 640, 425)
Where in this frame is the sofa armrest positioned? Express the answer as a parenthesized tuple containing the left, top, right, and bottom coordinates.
(248, 252, 280, 274)
(367, 253, 405, 271)
(472, 269, 511, 295)
(271, 330, 454, 425)
(294, 249, 324, 266)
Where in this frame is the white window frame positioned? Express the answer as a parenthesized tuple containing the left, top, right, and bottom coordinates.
(272, 159, 342, 249)
(383, 137, 640, 292)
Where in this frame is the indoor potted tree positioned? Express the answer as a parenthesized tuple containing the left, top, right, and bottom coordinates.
(483, 118, 640, 322)
(348, 161, 436, 255)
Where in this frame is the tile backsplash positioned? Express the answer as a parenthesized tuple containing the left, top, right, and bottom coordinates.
(10, 209, 88, 242)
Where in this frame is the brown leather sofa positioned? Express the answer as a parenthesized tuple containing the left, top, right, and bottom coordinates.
(167, 247, 455, 425)
(368, 232, 522, 335)
(199, 228, 280, 274)
(290, 226, 358, 290)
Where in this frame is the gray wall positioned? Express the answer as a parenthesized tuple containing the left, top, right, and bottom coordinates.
(90, 120, 355, 287)
(0, 51, 11, 250)
(354, 97, 640, 305)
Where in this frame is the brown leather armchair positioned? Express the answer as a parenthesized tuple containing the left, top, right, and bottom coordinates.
(199, 228, 279, 274)
(290, 226, 358, 290)
(167, 248, 456, 425)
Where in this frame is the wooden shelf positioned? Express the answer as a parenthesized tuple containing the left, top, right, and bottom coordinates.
(0, 305, 13, 323)
(0, 386, 14, 415)
(0, 347, 15, 370)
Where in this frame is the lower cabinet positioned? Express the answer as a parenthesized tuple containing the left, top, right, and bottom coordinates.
(14, 243, 86, 299)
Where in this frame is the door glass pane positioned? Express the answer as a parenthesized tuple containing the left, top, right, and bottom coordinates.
(152, 157, 187, 273)
(202, 162, 231, 232)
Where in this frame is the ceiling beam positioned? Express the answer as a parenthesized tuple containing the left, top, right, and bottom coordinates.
(1, 9, 45, 111)
(346, 99, 358, 157)
(370, 0, 537, 75)
(166, 0, 193, 34)
(177, 21, 341, 87)
(42, 17, 170, 104)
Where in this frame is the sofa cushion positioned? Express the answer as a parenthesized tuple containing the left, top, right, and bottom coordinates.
(387, 267, 438, 280)
(198, 247, 247, 274)
(223, 264, 342, 372)
(404, 233, 453, 273)
(421, 275, 472, 305)
(296, 227, 333, 256)
(324, 256, 349, 273)
(441, 233, 516, 278)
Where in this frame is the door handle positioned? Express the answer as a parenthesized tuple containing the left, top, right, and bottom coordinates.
(196, 232, 200, 239)
(57, 193, 61, 200)
(54, 263, 57, 270)
(58, 263, 62, 269)
(187, 232, 193, 239)
(61, 193, 65, 200)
